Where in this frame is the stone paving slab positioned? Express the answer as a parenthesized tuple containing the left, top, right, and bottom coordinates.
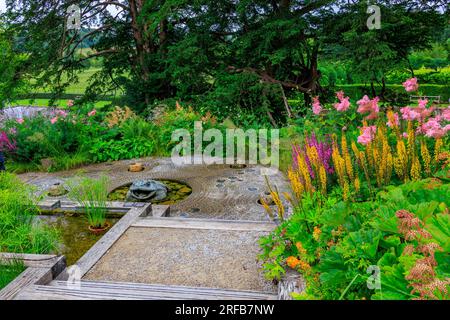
(19, 157, 291, 221)
(83, 226, 276, 293)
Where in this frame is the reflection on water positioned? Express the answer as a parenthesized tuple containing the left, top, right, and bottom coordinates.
(37, 214, 119, 266)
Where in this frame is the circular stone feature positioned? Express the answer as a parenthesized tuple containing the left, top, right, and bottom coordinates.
(108, 179, 192, 205)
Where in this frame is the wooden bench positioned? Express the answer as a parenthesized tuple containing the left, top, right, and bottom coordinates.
(410, 95, 441, 104)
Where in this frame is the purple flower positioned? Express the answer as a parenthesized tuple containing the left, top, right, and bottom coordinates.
(0, 131, 16, 152)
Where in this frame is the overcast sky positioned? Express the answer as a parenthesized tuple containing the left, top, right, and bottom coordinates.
(0, 0, 5, 13)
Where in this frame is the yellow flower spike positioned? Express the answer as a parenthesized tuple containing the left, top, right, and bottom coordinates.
(343, 179, 350, 201)
(298, 155, 313, 193)
(259, 197, 274, 220)
(282, 192, 293, 205)
(354, 177, 361, 194)
(319, 165, 327, 195)
(410, 157, 421, 181)
(421, 140, 431, 176)
(386, 153, 393, 185)
(270, 191, 285, 220)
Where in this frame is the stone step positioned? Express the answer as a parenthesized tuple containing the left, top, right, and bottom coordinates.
(15, 280, 277, 300)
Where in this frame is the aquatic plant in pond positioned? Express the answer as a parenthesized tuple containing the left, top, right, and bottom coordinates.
(66, 176, 109, 229)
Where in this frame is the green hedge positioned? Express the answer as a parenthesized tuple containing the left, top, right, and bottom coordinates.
(337, 84, 449, 105)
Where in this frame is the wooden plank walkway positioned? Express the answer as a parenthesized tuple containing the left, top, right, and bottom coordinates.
(15, 280, 277, 300)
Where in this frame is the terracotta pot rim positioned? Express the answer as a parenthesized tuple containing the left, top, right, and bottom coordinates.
(88, 222, 111, 234)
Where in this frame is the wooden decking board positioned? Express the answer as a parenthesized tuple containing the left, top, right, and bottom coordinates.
(57, 203, 152, 280)
(15, 280, 277, 300)
(0, 268, 52, 300)
(132, 216, 275, 232)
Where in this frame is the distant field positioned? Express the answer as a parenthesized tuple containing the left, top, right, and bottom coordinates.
(10, 99, 113, 108)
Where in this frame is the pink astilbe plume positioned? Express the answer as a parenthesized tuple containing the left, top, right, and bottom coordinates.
(357, 125, 377, 145)
(333, 91, 350, 111)
(357, 95, 380, 120)
(418, 116, 450, 139)
(403, 77, 419, 92)
(312, 96, 322, 115)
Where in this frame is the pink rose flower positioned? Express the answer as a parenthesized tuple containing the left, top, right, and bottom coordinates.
(333, 91, 350, 112)
(50, 117, 58, 124)
(67, 100, 74, 107)
(88, 109, 97, 117)
(357, 126, 377, 145)
(402, 77, 419, 92)
(16, 118, 24, 124)
(312, 96, 322, 115)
